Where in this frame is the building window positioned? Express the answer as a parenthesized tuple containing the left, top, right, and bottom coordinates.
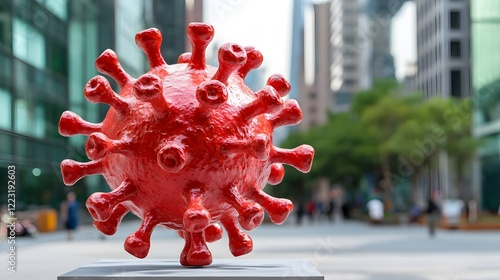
(344, 65, 357, 72)
(450, 11, 461, 30)
(14, 98, 30, 134)
(450, 70, 462, 98)
(0, 88, 11, 129)
(35, 0, 68, 21)
(336, 92, 352, 105)
(13, 18, 46, 69)
(344, 79, 357, 87)
(450, 40, 461, 57)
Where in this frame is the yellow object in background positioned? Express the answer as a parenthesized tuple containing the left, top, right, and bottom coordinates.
(37, 209, 58, 232)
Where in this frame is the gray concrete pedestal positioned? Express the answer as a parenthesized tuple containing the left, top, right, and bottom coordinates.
(57, 259, 324, 280)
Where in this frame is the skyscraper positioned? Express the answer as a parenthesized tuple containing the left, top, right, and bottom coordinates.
(328, 0, 407, 112)
(298, 2, 331, 130)
(415, 0, 471, 200)
(329, 0, 368, 112)
(416, 0, 471, 99)
(471, 0, 500, 211)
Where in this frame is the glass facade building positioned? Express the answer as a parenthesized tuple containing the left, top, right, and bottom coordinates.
(471, 0, 500, 211)
(0, 0, 71, 209)
(0, 0, 190, 211)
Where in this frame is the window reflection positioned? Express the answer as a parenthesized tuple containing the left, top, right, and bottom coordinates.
(0, 88, 11, 129)
(13, 17, 46, 69)
(14, 98, 30, 134)
(35, 0, 68, 21)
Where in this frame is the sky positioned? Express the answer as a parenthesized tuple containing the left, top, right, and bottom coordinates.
(391, 1, 417, 81)
(203, 0, 293, 82)
(203, 0, 417, 84)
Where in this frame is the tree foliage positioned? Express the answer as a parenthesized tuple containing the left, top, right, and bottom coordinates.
(277, 79, 478, 205)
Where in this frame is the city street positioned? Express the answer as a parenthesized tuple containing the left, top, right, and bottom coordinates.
(1, 219, 500, 280)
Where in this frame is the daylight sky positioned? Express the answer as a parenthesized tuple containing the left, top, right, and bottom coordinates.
(203, 0, 416, 83)
(391, 1, 417, 80)
(203, 0, 293, 81)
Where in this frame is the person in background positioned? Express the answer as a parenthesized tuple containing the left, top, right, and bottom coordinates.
(296, 201, 305, 225)
(60, 191, 78, 241)
(326, 199, 335, 222)
(367, 199, 384, 224)
(426, 191, 441, 237)
(409, 204, 421, 224)
(306, 200, 316, 222)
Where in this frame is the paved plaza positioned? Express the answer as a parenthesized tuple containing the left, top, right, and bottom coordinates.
(1, 219, 500, 280)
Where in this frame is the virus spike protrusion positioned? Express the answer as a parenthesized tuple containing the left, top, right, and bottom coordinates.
(267, 163, 285, 185)
(180, 231, 192, 266)
(185, 231, 212, 266)
(85, 132, 131, 160)
(237, 46, 263, 79)
(222, 134, 270, 160)
(177, 52, 191, 63)
(178, 224, 223, 243)
(196, 80, 228, 110)
(267, 99, 302, 128)
(212, 43, 247, 84)
(86, 180, 137, 221)
(84, 76, 130, 116)
(135, 28, 167, 69)
(133, 74, 169, 118)
(183, 188, 211, 233)
(93, 204, 129, 235)
(224, 185, 264, 231)
(61, 159, 103, 186)
(204, 223, 223, 243)
(271, 145, 315, 173)
(221, 215, 253, 257)
(58, 111, 102, 136)
(124, 213, 159, 259)
(95, 49, 133, 88)
(187, 23, 214, 70)
(157, 142, 187, 172)
(266, 74, 291, 97)
(249, 185, 293, 225)
(240, 85, 282, 121)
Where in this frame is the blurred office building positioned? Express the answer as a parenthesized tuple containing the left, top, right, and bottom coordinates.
(329, 0, 371, 112)
(0, 0, 201, 210)
(471, 0, 500, 212)
(415, 0, 471, 99)
(414, 0, 472, 203)
(297, 1, 330, 130)
(328, 0, 407, 113)
(293, 0, 407, 200)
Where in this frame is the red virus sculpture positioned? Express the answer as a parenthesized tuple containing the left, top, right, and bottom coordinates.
(58, 23, 314, 266)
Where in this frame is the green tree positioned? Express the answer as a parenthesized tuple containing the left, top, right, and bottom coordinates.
(387, 97, 449, 203)
(443, 98, 480, 199)
(359, 90, 418, 209)
(277, 79, 478, 208)
(387, 97, 479, 201)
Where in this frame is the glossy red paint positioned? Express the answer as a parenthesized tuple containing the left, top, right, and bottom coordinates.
(58, 23, 314, 267)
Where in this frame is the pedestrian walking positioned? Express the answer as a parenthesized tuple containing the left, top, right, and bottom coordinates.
(60, 191, 78, 241)
(367, 199, 384, 224)
(425, 196, 440, 237)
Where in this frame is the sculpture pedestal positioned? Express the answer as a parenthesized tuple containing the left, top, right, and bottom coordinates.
(57, 259, 324, 280)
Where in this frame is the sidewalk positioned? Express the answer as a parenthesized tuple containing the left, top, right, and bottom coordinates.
(1, 219, 500, 280)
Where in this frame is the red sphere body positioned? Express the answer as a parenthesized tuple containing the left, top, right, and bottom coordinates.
(59, 23, 314, 266)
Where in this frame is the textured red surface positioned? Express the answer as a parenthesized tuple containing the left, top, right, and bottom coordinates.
(58, 23, 314, 266)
